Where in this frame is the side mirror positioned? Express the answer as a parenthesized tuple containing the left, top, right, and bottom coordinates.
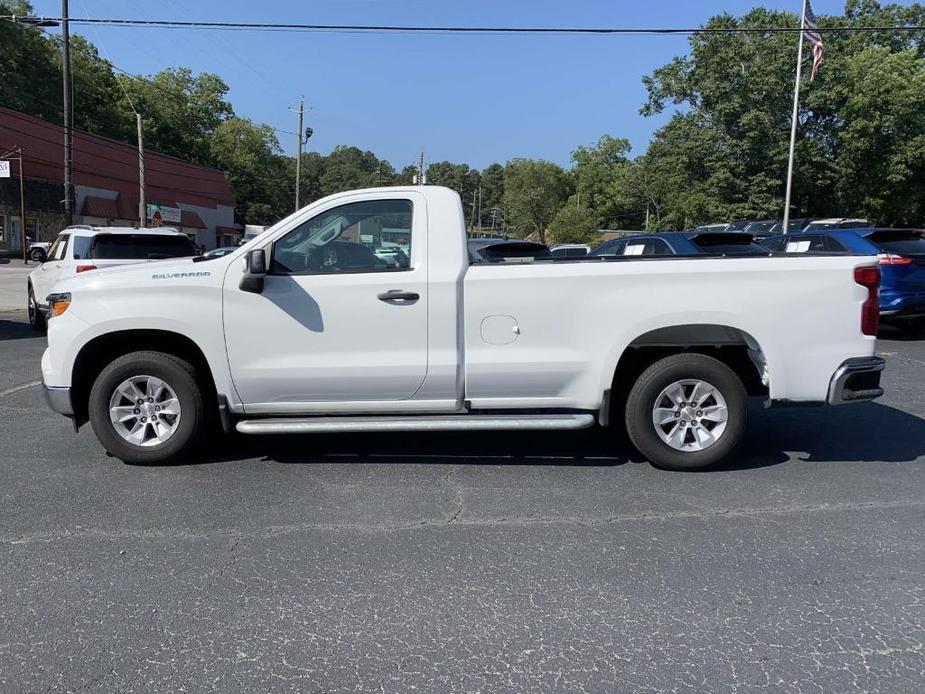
(239, 249, 267, 294)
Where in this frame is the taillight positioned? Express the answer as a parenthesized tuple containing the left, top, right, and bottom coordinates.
(878, 253, 912, 265)
(75, 264, 97, 273)
(854, 265, 880, 337)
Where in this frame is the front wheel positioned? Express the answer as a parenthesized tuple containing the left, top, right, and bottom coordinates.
(625, 353, 747, 471)
(88, 351, 205, 464)
(27, 285, 46, 332)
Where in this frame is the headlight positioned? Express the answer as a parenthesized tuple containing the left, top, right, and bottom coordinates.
(46, 292, 71, 318)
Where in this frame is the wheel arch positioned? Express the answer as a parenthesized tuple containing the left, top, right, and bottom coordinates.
(600, 323, 769, 427)
(70, 329, 220, 430)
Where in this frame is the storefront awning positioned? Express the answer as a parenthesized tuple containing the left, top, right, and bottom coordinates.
(80, 195, 119, 219)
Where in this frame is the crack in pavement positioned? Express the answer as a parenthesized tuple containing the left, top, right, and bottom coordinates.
(0, 380, 40, 398)
(2, 498, 922, 546)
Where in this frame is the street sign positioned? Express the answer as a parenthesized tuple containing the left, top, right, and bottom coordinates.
(146, 203, 182, 225)
(0, 161, 10, 178)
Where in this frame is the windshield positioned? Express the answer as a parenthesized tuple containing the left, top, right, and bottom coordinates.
(90, 234, 196, 260)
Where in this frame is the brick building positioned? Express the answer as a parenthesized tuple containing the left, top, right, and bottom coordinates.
(0, 106, 239, 254)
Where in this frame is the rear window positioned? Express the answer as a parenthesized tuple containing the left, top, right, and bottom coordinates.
(690, 234, 766, 254)
(90, 234, 196, 260)
(866, 231, 925, 256)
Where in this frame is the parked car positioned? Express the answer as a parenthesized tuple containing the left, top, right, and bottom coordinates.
(591, 232, 768, 257)
(550, 243, 590, 258)
(803, 218, 871, 232)
(724, 220, 751, 232)
(27, 226, 197, 330)
(468, 238, 551, 263)
(690, 223, 730, 233)
(761, 228, 925, 326)
(38, 187, 885, 472)
(26, 236, 52, 262)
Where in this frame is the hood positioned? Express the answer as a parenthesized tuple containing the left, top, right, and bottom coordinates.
(55, 255, 227, 294)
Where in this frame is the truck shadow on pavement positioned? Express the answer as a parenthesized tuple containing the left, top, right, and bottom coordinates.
(0, 317, 39, 342)
(183, 401, 925, 471)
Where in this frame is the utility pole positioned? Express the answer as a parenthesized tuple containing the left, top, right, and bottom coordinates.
(783, 0, 809, 235)
(61, 0, 73, 226)
(477, 185, 482, 233)
(417, 151, 425, 185)
(294, 97, 304, 211)
(137, 113, 145, 227)
(18, 150, 26, 262)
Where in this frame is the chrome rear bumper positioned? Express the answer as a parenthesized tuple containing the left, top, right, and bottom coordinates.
(827, 357, 885, 405)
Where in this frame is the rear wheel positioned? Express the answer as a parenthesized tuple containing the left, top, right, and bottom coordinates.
(88, 351, 205, 464)
(27, 285, 46, 332)
(625, 353, 747, 471)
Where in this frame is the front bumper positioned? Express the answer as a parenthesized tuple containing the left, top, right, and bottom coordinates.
(827, 357, 885, 405)
(43, 384, 74, 416)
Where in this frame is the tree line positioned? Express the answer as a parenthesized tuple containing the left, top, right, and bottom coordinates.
(3, 0, 925, 241)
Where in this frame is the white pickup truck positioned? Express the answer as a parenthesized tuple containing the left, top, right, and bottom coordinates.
(40, 186, 885, 470)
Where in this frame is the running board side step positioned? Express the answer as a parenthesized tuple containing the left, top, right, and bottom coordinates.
(236, 414, 595, 435)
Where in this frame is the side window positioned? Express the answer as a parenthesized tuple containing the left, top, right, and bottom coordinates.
(822, 236, 848, 252)
(593, 240, 624, 257)
(72, 236, 92, 259)
(762, 238, 785, 252)
(47, 234, 70, 261)
(645, 239, 673, 256)
(623, 242, 647, 256)
(272, 199, 412, 275)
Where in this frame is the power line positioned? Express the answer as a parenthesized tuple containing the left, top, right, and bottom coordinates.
(3, 16, 925, 35)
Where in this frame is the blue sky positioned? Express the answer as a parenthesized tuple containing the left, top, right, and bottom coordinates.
(30, 0, 918, 169)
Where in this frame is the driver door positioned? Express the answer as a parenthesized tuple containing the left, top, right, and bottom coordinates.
(222, 193, 428, 412)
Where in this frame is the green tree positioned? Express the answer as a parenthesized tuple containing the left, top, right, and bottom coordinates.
(638, 3, 925, 226)
(570, 135, 636, 228)
(0, 1, 62, 121)
(68, 36, 131, 140)
(548, 202, 601, 245)
(480, 163, 505, 218)
(124, 68, 233, 165)
(319, 146, 384, 194)
(426, 161, 481, 224)
(502, 159, 572, 243)
(210, 117, 287, 224)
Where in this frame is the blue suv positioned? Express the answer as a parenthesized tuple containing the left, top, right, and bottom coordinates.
(761, 228, 925, 327)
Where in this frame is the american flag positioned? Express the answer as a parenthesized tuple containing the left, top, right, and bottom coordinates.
(803, 0, 824, 80)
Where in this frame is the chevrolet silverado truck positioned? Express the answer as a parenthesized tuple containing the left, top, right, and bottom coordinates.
(40, 186, 885, 470)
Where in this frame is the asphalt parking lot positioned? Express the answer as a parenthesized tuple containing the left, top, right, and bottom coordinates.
(0, 307, 923, 693)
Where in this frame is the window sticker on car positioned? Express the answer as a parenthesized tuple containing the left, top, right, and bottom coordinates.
(624, 245, 645, 256)
(786, 241, 811, 253)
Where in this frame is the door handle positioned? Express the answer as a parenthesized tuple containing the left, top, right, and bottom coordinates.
(377, 290, 419, 303)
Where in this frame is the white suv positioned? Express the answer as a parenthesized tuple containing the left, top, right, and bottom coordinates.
(28, 226, 197, 330)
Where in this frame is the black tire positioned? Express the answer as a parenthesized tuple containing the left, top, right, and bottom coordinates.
(88, 351, 205, 464)
(27, 284, 46, 332)
(30, 248, 45, 262)
(625, 353, 747, 471)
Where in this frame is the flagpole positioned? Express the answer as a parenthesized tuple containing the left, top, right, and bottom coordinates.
(783, 0, 808, 235)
